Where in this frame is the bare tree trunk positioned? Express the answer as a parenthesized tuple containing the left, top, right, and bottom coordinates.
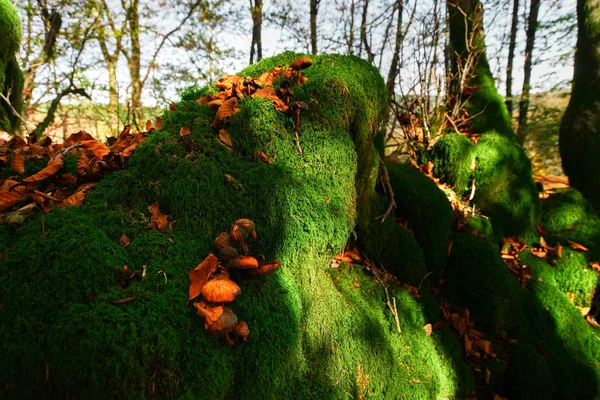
(310, 0, 319, 55)
(506, 0, 519, 116)
(382, 0, 403, 132)
(126, 0, 143, 130)
(359, 0, 375, 62)
(517, 0, 540, 137)
(249, 0, 263, 64)
(346, 0, 356, 55)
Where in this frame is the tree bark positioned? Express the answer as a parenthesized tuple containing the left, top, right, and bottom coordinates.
(517, 0, 540, 137)
(505, 0, 519, 116)
(125, 0, 143, 131)
(559, 0, 600, 212)
(359, 0, 375, 63)
(310, 0, 319, 55)
(249, 0, 263, 64)
(32, 86, 90, 137)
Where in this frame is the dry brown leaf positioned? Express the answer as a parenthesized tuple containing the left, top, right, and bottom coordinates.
(169, 103, 176, 111)
(254, 150, 272, 164)
(189, 254, 219, 301)
(556, 242, 563, 258)
(145, 119, 155, 133)
(180, 125, 191, 136)
(148, 201, 170, 232)
(119, 234, 131, 247)
(64, 131, 95, 147)
(423, 323, 433, 336)
(589, 261, 600, 274)
(567, 240, 589, 251)
(213, 98, 240, 126)
(0, 191, 24, 211)
(22, 154, 64, 183)
(155, 116, 163, 130)
(531, 249, 548, 258)
(252, 87, 287, 111)
(80, 140, 111, 159)
(218, 129, 233, 148)
(11, 152, 24, 175)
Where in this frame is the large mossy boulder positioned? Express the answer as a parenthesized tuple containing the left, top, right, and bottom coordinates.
(0, 0, 23, 133)
(0, 53, 471, 398)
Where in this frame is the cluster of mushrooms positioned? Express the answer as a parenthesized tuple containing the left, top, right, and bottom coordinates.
(189, 218, 280, 345)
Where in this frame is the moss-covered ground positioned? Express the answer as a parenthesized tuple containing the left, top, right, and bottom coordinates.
(1, 52, 600, 399)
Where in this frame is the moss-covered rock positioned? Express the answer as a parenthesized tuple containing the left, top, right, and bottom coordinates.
(0, 53, 471, 399)
(430, 133, 538, 239)
(386, 162, 454, 280)
(0, 0, 22, 133)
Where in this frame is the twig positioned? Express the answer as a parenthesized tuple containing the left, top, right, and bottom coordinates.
(295, 131, 304, 157)
(41, 211, 46, 240)
(0, 90, 30, 134)
(369, 263, 401, 333)
(418, 271, 433, 292)
(444, 113, 461, 135)
(111, 296, 136, 305)
(51, 143, 84, 159)
(376, 157, 397, 223)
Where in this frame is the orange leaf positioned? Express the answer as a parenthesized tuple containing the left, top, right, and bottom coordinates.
(180, 126, 191, 137)
(145, 119, 155, 133)
(589, 261, 600, 274)
(254, 150, 272, 164)
(189, 254, 219, 301)
(64, 130, 95, 147)
(567, 240, 589, 251)
(423, 323, 433, 336)
(148, 201, 170, 232)
(80, 140, 111, 159)
(22, 154, 64, 183)
(0, 191, 24, 211)
(155, 116, 163, 130)
(252, 87, 287, 111)
(11, 152, 25, 175)
(530, 249, 548, 258)
(213, 98, 240, 126)
(169, 104, 176, 111)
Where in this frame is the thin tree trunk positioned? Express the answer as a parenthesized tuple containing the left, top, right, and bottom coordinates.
(310, 0, 319, 55)
(517, 0, 540, 137)
(382, 0, 403, 133)
(347, 0, 356, 55)
(359, 0, 375, 62)
(506, 0, 519, 116)
(126, 0, 143, 130)
(249, 0, 263, 64)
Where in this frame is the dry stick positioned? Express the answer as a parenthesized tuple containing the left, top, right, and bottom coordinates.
(41, 211, 46, 240)
(0, 90, 30, 134)
(376, 157, 397, 223)
(445, 113, 462, 135)
(368, 263, 401, 333)
(51, 143, 85, 160)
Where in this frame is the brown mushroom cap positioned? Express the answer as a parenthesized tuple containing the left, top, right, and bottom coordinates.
(201, 278, 241, 303)
(288, 101, 309, 112)
(218, 246, 239, 262)
(214, 232, 233, 249)
(231, 218, 257, 242)
(234, 321, 250, 341)
(193, 301, 224, 324)
(249, 259, 281, 277)
(228, 255, 259, 269)
(289, 56, 313, 70)
(205, 308, 238, 337)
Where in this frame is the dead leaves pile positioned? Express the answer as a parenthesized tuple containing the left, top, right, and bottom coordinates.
(190, 56, 313, 152)
(188, 219, 281, 345)
(500, 237, 533, 289)
(0, 122, 155, 221)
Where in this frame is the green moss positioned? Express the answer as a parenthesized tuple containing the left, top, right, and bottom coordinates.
(0, 0, 22, 133)
(0, 53, 470, 399)
(386, 162, 454, 280)
(430, 133, 475, 194)
(444, 232, 600, 399)
(431, 133, 538, 238)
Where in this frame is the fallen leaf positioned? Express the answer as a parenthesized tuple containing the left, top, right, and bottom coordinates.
(148, 202, 170, 233)
(22, 154, 64, 183)
(180, 125, 191, 136)
(254, 150, 272, 164)
(530, 249, 547, 258)
(556, 242, 563, 258)
(119, 234, 131, 247)
(537, 224, 550, 234)
(0, 191, 24, 211)
(80, 140, 111, 159)
(589, 261, 600, 274)
(189, 254, 219, 301)
(145, 119, 155, 133)
(169, 104, 176, 111)
(213, 98, 240, 126)
(218, 129, 233, 148)
(10, 152, 25, 174)
(423, 323, 433, 336)
(567, 240, 589, 251)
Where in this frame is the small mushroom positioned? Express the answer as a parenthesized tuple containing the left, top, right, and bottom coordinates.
(288, 101, 309, 156)
(194, 300, 224, 325)
(289, 56, 313, 86)
(231, 218, 257, 255)
(277, 79, 294, 105)
(232, 321, 250, 342)
(201, 276, 241, 303)
(228, 255, 259, 270)
(215, 232, 234, 249)
(243, 77, 260, 96)
(205, 307, 239, 345)
(219, 246, 239, 263)
(249, 259, 281, 278)
(230, 82, 243, 100)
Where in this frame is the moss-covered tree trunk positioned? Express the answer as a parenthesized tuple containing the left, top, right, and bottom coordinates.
(447, 0, 515, 140)
(559, 0, 600, 212)
(433, 0, 538, 238)
(0, 0, 23, 134)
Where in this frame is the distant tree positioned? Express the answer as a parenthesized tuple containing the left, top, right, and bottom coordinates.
(249, 0, 263, 64)
(310, 0, 320, 54)
(517, 0, 540, 137)
(559, 0, 600, 211)
(505, 0, 519, 115)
